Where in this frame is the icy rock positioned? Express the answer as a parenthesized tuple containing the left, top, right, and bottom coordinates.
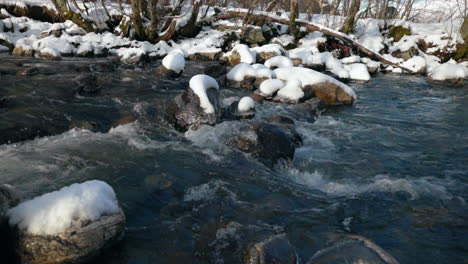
(8, 181, 126, 264)
(227, 122, 300, 166)
(165, 75, 221, 131)
(306, 234, 399, 264)
(244, 234, 297, 264)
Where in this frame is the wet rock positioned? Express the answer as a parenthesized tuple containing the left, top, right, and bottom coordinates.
(0, 185, 20, 218)
(427, 77, 464, 87)
(303, 82, 354, 106)
(306, 234, 399, 264)
(294, 98, 325, 118)
(74, 74, 101, 96)
(155, 65, 181, 79)
(12, 209, 126, 264)
(165, 87, 221, 132)
(244, 235, 297, 264)
(267, 115, 295, 125)
(227, 122, 300, 165)
(12, 46, 34, 57)
(226, 76, 257, 90)
(391, 47, 418, 61)
(224, 99, 255, 120)
(187, 52, 222, 61)
(204, 64, 227, 78)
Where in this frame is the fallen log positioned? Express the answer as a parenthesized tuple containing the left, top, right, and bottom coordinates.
(210, 9, 412, 72)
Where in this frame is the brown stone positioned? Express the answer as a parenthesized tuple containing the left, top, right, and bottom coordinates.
(228, 50, 241, 66)
(304, 82, 354, 106)
(244, 235, 297, 264)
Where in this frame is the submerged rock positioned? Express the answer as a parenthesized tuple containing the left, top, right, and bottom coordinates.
(303, 82, 355, 106)
(244, 235, 297, 264)
(224, 97, 256, 120)
(306, 234, 399, 264)
(0, 185, 20, 218)
(227, 122, 300, 166)
(155, 65, 182, 78)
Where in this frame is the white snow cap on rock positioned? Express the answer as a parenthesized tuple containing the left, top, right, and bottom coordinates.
(274, 67, 357, 99)
(259, 79, 285, 97)
(252, 64, 275, 79)
(345, 63, 371, 81)
(227, 63, 256, 81)
(264, 56, 294, 69)
(162, 49, 185, 74)
(231, 44, 256, 64)
(429, 63, 468, 80)
(7, 180, 120, 236)
(276, 80, 304, 102)
(238, 97, 255, 112)
(189, 74, 219, 114)
(401, 56, 426, 73)
(250, 44, 284, 56)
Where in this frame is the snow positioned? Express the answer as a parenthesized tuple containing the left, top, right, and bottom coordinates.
(298, 32, 326, 47)
(276, 80, 304, 103)
(271, 34, 295, 48)
(258, 79, 285, 97)
(162, 49, 185, 74)
(344, 63, 371, 81)
(355, 19, 385, 53)
(274, 67, 357, 99)
(322, 52, 350, 79)
(401, 56, 426, 73)
(229, 44, 256, 64)
(264, 56, 294, 69)
(252, 64, 275, 79)
(429, 63, 468, 81)
(341, 55, 361, 64)
(390, 35, 418, 52)
(227, 63, 256, 82)
(250, 44, 284, 56)
(189, 74, 219, 114)
(237, 97, 255, 112)
(7, 180, 120, 236)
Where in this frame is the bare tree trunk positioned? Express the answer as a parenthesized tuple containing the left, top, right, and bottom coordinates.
(331, 0, 341, 15)
(51, 0, 69, 14)
(147, 0, 159, 42)
(179, 0, 202, 37)
(289, 0, 299, 38)
(341, 0, 360, 33)
(131, 0, 145, 40)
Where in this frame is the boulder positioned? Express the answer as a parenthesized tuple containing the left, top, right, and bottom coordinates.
(12, 46, 33, 57)
(391, 47, 418, 61)
(242, 27, 267, 45)
(187, 52, 222, 61)
(387, 26, 411, 42)
(427, 77, 464, 87)
(303, 82, 355, 106)
(12, 210, 126, 264)
(226, 76, 257, 90)
(227, 122, 301, 166)
(155, 65, 182, 79)
(165, 87, 221, 132)
(228, 50, 242, 67)
(267, 115, 295, 125)
(244, 235, 297, 264)
(306, 234, 399, 264)
(224, 98, 255, 120)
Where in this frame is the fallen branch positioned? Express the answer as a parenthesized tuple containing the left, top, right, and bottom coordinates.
(211, 9, 412, 72)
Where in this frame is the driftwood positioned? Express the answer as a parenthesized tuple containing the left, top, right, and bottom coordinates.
(210, 10, 412, 72)
(13, 209, 126, 264)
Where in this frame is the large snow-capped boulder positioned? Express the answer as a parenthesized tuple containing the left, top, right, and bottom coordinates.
(7, 180, 125, 264)
(251, 44, 285, 63)
(166, 75, 221, 131)
(401, 56, 426, 74)
(273, 80, 304, 104)
(226, 63, 257, 89)
(428, 63, 468, 86)
(344, 63, 371, 83)
(264, 56, 294, 69)
(244, 235, 297, 264)
(274, 67, 356, 105)
(227, 122, 301, 166)
(390, 36, 419, 61)
(156, 50, 185, 78)
(254, 79, 286, 101)
(306, 234, 399, 264)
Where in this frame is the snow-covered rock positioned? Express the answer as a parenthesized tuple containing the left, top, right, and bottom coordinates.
(271, 34, 296, 50)
(298, 32, 326, 48)
(345, 63, 371, 82)
(251, 44, 284, 62)
(227, 44, 256, 66)
(428, 63, 468, 86)
(226, 63, 257, 89)
(256, 79, 285, 99)
(166, 75, 221, 131)
(264, 56, 294, 69)
(156, 49, 185, 78)
(8, 180, 126, 264)
(274, 80, 305, 104)
(390, 35, 419, 61)
(401, 56, 426, 74)
(238, 96, 256, 113)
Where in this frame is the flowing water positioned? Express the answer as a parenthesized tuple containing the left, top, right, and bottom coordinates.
(0, 55, 467, 263)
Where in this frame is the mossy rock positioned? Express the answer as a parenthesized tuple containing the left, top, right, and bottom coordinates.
(64, 11, 96, 33)
(387, 26, 411, 42)
(454, 43, 468, 61)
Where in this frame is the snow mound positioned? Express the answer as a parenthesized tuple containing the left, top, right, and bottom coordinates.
(390, 35, 418, 52)
(252, 64, 275, 79)
(259, 79, 285, 97)
(274, 67, 357, 99)
(227, 63, 256, 81)
(264, 56, 294, 69)
(401, 56, 426, 73)
(238, 97, 255, 112)
(298, 32, 326, 47)
(345, 63, 371, 81)
(162, 49, 185, 74)
(231, 44, 256, 64)
(276, 80, 304, 103)
(7, 180, 120, 236)
(251, 44, 284, 55)
(429, 63, 468, 81)
(189, 74, 219, 114)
